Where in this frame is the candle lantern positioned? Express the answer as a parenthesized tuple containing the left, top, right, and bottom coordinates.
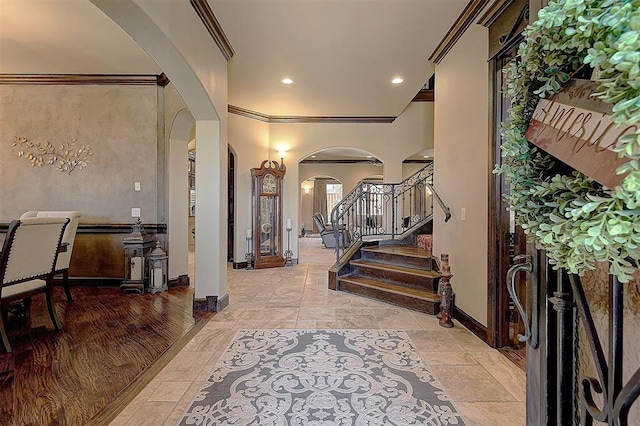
(121, 218, 154, 294)
(147, 241, 168, 294)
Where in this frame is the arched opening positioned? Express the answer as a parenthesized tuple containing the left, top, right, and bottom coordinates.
(91, 0, 227, 304)
(168, 108, 195, 285)
(299, 175, 343, 237)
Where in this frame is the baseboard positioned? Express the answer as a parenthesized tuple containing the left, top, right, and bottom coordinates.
(168, 274, 189, 287)
(55, 277, 122, 287)
(453, 306, 488, 343)
(60, 275, 189, 289)
(193, 294, 229, 312)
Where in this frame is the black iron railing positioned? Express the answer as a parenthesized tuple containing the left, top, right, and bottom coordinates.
(329, 163, 451, 262)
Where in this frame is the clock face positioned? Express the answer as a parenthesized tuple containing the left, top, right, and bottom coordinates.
(262, 173, 277, 194)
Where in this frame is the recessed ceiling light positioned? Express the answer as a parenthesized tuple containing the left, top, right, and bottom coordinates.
(423, 155, 431, 158)
(282, 78, 293, 85)
(391, 77, 404, 84)
(367, 155, 373, 158)
(311, 155, 316, 158)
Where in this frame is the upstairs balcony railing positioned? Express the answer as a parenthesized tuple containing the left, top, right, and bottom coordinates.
(329, 163, 451, 262)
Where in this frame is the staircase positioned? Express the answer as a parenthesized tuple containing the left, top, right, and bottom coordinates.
(336, 244, 441, 314)
(328, 163, 451, 316)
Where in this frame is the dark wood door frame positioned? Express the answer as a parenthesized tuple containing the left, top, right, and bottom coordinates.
(485, 0, 530, 349)
(488, 53, 515, 348)
(227, 148, 235, 262)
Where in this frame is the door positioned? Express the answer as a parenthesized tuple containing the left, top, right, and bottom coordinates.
(507, 245, 576, 425)
(489, 46, 527, 349)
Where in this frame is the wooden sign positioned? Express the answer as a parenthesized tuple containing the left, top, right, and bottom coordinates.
(524, 79, 638, 188)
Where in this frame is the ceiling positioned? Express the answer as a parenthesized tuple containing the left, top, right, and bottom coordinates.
(0, 0, 468, 160)
(212, 0, 468, 117)
(0, 0, 161, 74)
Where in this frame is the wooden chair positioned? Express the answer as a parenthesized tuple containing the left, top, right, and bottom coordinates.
(20, 211, 81, 300)
(0, 217, 69, 352)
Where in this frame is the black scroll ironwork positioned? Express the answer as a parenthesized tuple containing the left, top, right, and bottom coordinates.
(568, 273, 640, 425)
(329, 163, 451, 262)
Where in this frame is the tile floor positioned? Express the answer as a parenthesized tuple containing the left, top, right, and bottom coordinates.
(110, 238, 526, 425)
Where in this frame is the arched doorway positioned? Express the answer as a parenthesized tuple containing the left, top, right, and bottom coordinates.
(168, 108, 195, 283)
(92, 0, 228, 306)
(299, 176, 343, 236)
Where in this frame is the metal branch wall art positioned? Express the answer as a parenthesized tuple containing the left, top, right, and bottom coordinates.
(13, 136, 93, 175)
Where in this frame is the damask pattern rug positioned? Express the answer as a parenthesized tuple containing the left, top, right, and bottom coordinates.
(179, 329, 466, 425)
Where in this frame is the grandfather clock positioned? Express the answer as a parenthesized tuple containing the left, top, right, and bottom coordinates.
(251, 160, 286, 269)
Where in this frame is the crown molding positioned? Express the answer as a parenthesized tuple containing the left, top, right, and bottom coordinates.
(228, 105, 270, 122)
(429, 0, 492, 64)
(0, 73, 169, 86)
(477, 0, 517, 27)
(228, 105, 396, 124)
(269, 116, 396, 124)
(190, 0, 235, 61)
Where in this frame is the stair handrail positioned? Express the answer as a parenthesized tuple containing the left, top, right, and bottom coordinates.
(425, 182, 452, 222)
(330, 162, 451, 262)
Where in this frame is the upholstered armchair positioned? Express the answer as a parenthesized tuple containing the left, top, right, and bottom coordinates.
(20, 211, 81, 301)
(0, 217, 69, 352)
(312, 212, 349, 249)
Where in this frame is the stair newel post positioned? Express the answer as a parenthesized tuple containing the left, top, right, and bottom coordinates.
(438, 253, 454, 328)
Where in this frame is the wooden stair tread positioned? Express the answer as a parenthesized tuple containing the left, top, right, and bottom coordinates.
(361, 245, 432, 259)
(350, 259, 439, 277)
(339, 275, 440, 302)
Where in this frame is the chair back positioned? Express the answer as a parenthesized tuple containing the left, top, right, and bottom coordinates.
(0, 217, 69, 288)
(19, 211, 81, 271)
(312, 213, 326, 233)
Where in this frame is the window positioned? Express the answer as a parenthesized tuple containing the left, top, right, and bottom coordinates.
(326, 183, 343, 219)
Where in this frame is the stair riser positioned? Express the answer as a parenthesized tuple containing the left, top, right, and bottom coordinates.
(361, 251, 434, 270)
(339, 281, 440, 315)
(351, 267, 439, 292)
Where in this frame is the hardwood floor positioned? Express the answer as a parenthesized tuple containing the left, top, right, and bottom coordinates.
(498, 346, 526, 372)
(0, 285, 211, 426)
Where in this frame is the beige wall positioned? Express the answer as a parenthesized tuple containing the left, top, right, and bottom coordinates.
(433, 23, 490, 326)
(228, 113, 270, 261)
(402, 162, 428, 179)
(0, 84, 160, 223)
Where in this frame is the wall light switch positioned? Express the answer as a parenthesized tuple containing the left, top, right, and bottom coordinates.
(131, 208, 141, 217)
(134, 182, 141, 191)
(461, 207, 466, 221)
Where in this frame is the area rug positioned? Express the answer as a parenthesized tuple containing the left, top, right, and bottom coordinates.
(179, 329, 466, 425)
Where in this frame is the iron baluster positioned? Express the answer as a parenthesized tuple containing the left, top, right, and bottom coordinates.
(549, 269, 576, 425)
